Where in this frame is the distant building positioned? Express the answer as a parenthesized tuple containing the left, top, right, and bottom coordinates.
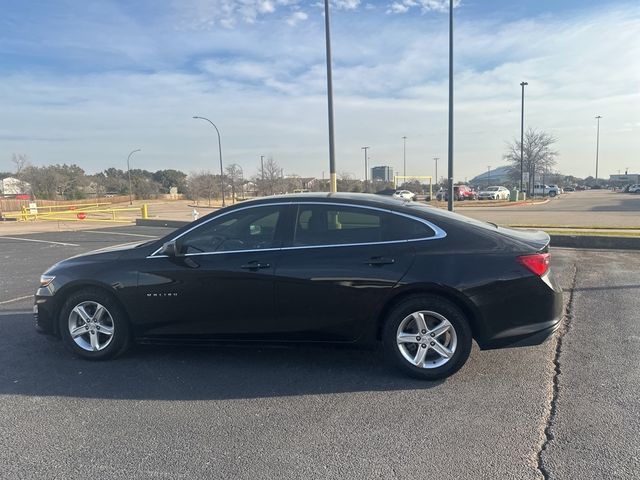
(371, 166, 394, 183)
(609, 174, 640, 184)
(469, 166, 514, 186)
(1, 177, 30, 196)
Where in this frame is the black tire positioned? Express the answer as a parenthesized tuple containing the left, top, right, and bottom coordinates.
(549, 191, 557, 197)
(382, 295, 472, 380)
(58, 288, 131, 360)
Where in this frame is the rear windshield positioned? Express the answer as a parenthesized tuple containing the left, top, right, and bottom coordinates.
(405, 203, 498, 232)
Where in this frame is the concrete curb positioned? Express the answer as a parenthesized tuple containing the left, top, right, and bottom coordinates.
(136, 219, 190, 228)
(136, 219, 640, 250)
(550, 235, 640, 250)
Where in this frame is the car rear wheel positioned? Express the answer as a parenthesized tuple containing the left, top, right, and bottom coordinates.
(59, 289, 131, 360)
(549, 191, 557, 197)
(383, 295, 472, 380)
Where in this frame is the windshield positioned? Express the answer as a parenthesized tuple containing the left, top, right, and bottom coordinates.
(486, 187, 499, 191)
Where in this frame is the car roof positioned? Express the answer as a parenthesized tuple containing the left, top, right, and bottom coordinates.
(229, 192, 410, 208)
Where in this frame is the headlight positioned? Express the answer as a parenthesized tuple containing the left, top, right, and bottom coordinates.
(40, 275, 55, 287)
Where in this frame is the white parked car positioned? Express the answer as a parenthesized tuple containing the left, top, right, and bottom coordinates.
(477, 186, 510, 200)
(533, 184, 559, 197)
(392, 190, 416, 201)
(629, 184, 640, 193)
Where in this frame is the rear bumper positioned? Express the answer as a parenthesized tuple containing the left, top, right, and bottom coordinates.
(474, 270, 564, 350)
(479, 316, 561, 350)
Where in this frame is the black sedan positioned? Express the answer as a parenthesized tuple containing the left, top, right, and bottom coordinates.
(35, 193, 563, 379)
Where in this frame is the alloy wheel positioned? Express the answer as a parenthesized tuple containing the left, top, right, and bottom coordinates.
(396, 310, 458, 369)
(67, 301, 115, 352)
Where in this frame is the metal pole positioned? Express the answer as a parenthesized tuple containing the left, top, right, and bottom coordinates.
(447, 0, 454, 212)
(193, 116, 226, 207)
(487, 165, 491, 187)
(402, 136, 407, 179)
(361, 146, 369, 193)
(595, 115, 602, 181)
(433, 157, 439, 188)
(520, 81, 528, 197)
(260, 155, 264, 182)
(323, 0, 337, 193)
(126, 148, 141, 206)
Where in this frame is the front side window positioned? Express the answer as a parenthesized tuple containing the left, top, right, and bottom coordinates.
(177, 205, 283, 254)
(293, 204, 434, 247)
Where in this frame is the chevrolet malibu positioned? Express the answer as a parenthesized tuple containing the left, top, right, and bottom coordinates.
(35, 193, 563, 380)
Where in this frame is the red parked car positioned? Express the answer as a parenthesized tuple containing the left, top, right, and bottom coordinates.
(437, 185, 476, 201)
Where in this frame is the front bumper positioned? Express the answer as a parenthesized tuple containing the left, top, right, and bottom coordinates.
(34, 289, 58, 336)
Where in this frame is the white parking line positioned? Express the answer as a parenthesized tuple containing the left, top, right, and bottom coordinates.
(0, 236, 80, 247)
(84, 230, 157, 238)
(0, 295, 33, 305)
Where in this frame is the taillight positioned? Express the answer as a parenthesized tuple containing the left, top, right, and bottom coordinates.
(517, 253, 550, 276)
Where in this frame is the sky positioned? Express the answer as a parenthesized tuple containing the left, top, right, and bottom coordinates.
(0, 0, 639, 182)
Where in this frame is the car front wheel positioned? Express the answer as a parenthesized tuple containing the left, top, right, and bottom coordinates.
(59, 289, 131, 360)
(383, 295, 472, 380)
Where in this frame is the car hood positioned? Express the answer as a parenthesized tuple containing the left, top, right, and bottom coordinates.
(62, 241, 149, 264)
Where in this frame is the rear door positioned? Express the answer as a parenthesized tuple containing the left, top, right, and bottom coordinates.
(272, 203, 436, 342)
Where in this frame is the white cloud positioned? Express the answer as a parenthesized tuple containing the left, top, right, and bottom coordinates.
(0, 3, 638, 182)
(286, 11, 309, 26)
(387, 0, 459, 15)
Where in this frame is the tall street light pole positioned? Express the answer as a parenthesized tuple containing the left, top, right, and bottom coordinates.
(260, 155, 265, 182)
(323, 0, 337, 193)
(433, 157, 439, 188)
(447, 0, 454, 212)
(126, 148, 141, 206)
(595, 115, 602, 181)
(193, 116, 226, 207)
(402, 136, 407, 179)
(361, 146, 369, 193)
(487, 165, 491, 187)
(520, 81, 528, 197)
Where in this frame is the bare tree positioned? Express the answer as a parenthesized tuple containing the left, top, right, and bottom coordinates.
(504, 128, 558, 193)
(11, 153, 29, 177)
(226, 164, 243, 202)
(337, 171, 363, 192)
(256, 156, 283, 195)
(187, 171, 220, 206)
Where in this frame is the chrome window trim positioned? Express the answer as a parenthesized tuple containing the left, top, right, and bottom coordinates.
(147, 201, 446, 259)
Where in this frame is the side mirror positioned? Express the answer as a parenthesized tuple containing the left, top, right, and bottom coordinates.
(159, 240, 182, 257)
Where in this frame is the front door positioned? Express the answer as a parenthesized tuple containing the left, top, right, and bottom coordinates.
(133, 204, 288, 340)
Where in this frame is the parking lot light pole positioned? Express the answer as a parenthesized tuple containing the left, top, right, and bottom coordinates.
(323, 0, 337, 193)
(487, 166, 491, 187)
(126, 148, 141, 206)
(193, 116, 226, 207)
(402, 136, 407, 179)
(361, 146, 369, 193)
(595, 115, 602, 181)
(434, 157, 439, 189)
(447, 0, 454, 212)
(520, 81, 528, 196)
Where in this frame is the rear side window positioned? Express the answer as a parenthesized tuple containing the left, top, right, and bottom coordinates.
(293, 205, 434, 246)
(384, 214, 435, 241)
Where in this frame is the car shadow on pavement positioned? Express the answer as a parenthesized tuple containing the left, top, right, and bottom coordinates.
(0, 311, 444, 401)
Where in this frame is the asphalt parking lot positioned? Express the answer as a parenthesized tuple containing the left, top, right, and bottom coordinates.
(1, 226, 639, 479)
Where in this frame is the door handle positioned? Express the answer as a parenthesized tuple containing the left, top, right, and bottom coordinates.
(240, 261, 271, 270)
(366, 256, 395, 266)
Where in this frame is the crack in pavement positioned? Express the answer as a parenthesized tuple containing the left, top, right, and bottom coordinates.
(536, 263, 579, 479)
